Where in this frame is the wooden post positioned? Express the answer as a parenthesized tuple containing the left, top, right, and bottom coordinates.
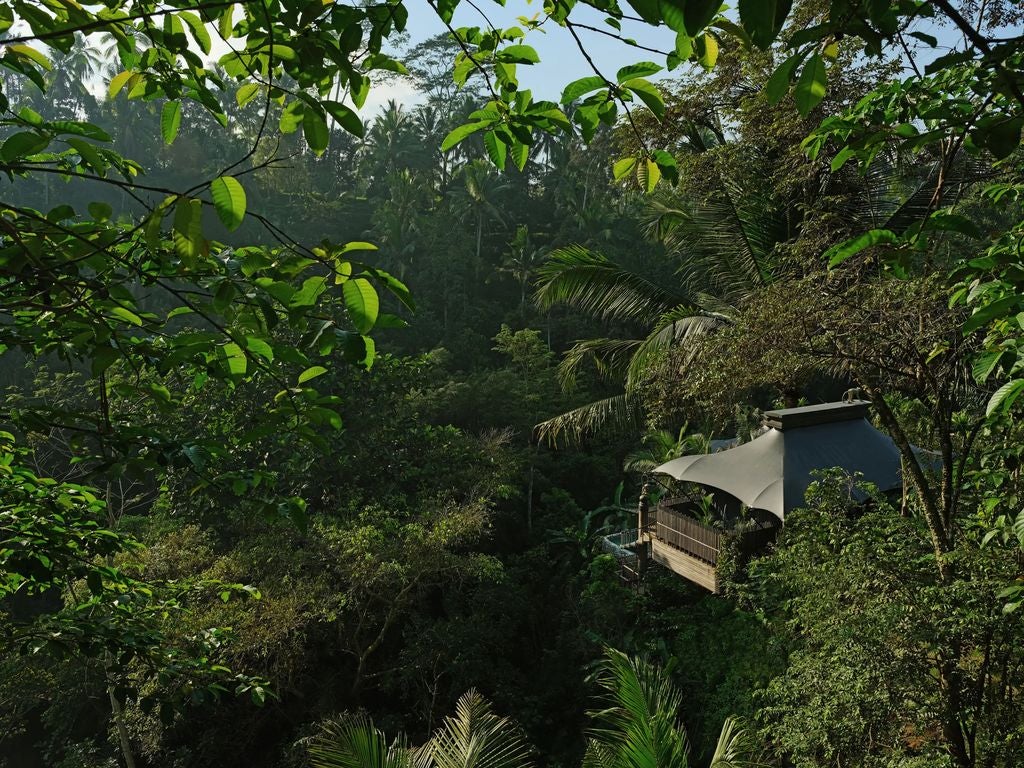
(637, 481, 651, 578)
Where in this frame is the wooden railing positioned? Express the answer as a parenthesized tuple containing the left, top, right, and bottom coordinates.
(653, 505, 721, 564)
(600, 529, 643, 584)
(652, 502, 778, 566)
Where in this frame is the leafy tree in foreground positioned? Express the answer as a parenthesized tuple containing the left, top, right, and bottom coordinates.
(744, 471, 1024, 768)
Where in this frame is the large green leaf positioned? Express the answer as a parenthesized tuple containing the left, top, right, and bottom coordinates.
(179, 11, 212, 54)
(441, 121, 490, 152)
(824, 228, 899, 268)
(794, 54, 827, 116)
(496, 44, 539, 64)
(682, 0, 721, 36)
(1, 131, 49, 161)
(220, 342, 247, 378)
(279, 100, 304, 133)
(172, 197, 205, 264)
(484, 131, 507, 170)
(964, 294, 1024, 334)
(161, 100, 181, 145)
(623, 78, 665, 119)
(973, 349, 1005, 383)
(298, 365, 327, 384)
(616, 62, 662, 83)
(739, 0, 792, 48)
(236, 82, 260, 107)
(343, 278, 379, 334)
(107, 70, 133, 99)
(323, 101, 364, 138)
(210, 176, 246, 232)
(987, 379, 1024, 416)
(303, 106, 329, 155)
(561, 76, 606, 104)
(613, 157, 638, 181)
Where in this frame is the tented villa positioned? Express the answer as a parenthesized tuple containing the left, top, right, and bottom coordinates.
(607, 400, 911, 592)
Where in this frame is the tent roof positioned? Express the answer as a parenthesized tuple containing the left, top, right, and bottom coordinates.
(654, 402, 902, 521)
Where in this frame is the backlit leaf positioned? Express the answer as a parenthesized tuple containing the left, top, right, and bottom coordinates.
(322, 101, 364, 138)
(441, 121, 490, 152)
(298, 365, 327, 384)
(303, 106, 329, 155)
(612, 157, 637, 181)
(794, 54, 827, 116)
(343, 278, 379, 334)
(210, 176, 246, 232)
(161, 101, 181, 145)
(561, 76, 606, 104)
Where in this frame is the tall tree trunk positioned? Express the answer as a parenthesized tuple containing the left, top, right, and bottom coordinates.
(106, 658, 138, 768)
(526, 445, 536, 534)
(475, 212, 483, 291)
(105, 482, 136, 768)
(98, 375, 137, 768)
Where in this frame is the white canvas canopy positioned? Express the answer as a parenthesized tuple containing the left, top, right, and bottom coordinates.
(654, 402, 903, 521)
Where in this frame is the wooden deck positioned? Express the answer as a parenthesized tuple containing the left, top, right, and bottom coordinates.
(649, 537, 719, 592)
(641, 501, 777, 593)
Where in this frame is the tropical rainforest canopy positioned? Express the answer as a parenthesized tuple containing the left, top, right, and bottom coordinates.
(1, 0, 1023, 767)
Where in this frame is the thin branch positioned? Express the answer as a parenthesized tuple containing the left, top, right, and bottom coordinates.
(425, 0, 497, 97)
(564, 19, 649, 154)
(567, 21, 673, 57)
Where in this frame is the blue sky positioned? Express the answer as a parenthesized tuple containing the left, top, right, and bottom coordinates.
(381, 0, 680, 106)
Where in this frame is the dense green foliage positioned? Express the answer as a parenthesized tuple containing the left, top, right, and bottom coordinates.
(1, 0, 1024, 767)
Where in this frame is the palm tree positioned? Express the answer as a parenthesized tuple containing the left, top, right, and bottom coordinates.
(534, 179, 784, 445)
(47, 32, 117, 118)
(310, 715, 425, 768)
(622, 425, 711, 474)
(498, 225, 546, 320)
(428, 690, 533, 768)
(454, 159, 511, 284)
(360, 100, 421, 183)
(371, 169, 431, 280)
(309, 690, 532, 768)
(584, 649, 756, 768)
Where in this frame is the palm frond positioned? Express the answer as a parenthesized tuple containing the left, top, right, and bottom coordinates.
(621, 452, 661, 474)
(535, 394, 642, 447)
(707, 717, 758, 768)
(645, 182, 785, 310)
(557, 338, 644, 392)
(310, 715, 419, 768)
(683, 199, 780, 304)
(428, 690, 532, 768)
(534, 245, 688, 325)
(582, 741, 620, 768)
(882, 156, 992, 234)
(623, 429, 682, 474)
(625, 309, 725, 390)
(586, 649, 691, 768)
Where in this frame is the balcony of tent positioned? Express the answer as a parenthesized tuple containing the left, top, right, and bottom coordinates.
(642, 496, 778, 593)
(631, 400, 910, 592)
